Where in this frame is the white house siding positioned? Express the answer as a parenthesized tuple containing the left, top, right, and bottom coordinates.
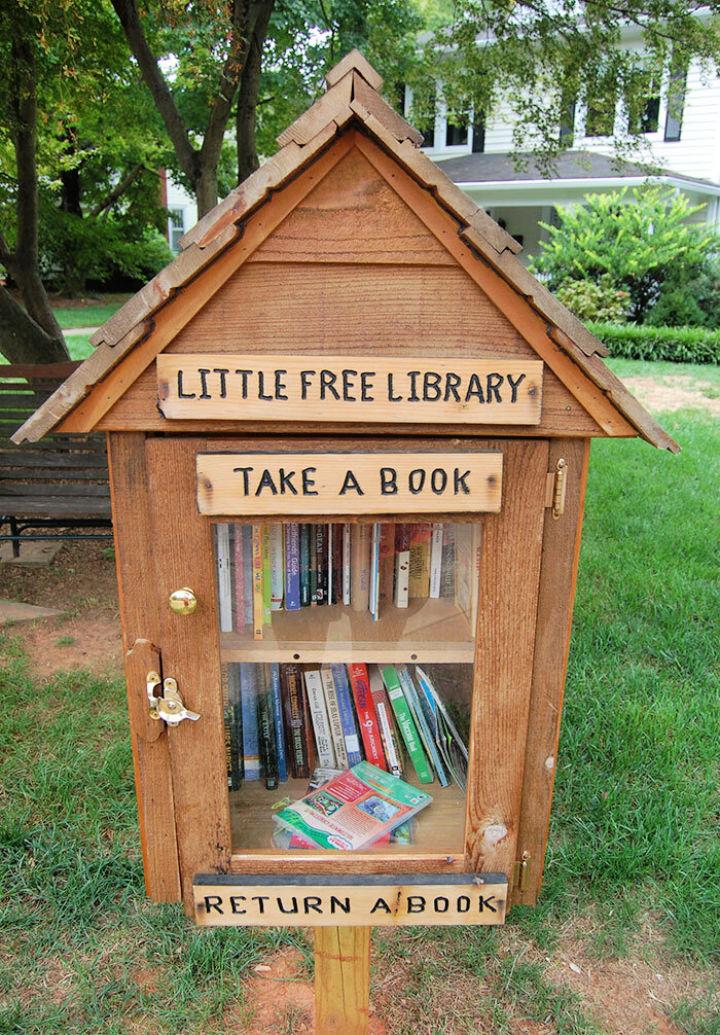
(165, 176, 198, 253)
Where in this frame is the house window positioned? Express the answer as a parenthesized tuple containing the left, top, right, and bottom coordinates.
(472, 114, 486, 153)
(169, 208, 185, 252)
(628, 77, 660, 134)
(664, 64, 687, 141)
(559, 93, 576, 145)
(584, 75, 616, 137)
(446, 118, 468, 146)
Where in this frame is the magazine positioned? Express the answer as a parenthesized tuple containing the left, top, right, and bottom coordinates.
(273, 761, 432, 850)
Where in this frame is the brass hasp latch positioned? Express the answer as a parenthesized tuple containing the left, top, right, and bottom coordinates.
(147, 671, 200, 725)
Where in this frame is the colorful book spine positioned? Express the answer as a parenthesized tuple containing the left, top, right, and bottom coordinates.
(342, 523, 352, 605)
(347, 662, 386, 769)
(269, 523, 284, 611)
(320, 666, 349, 769)
(315, 524, 327, 604)
(381, 664, 433, 783)
(223, 665, 242, 790)
(268, 662, 288, 782)
(397, 665, 449, 787)
(261, 524, 272, 623)
(350, 525, 371, 612)
(429, 523, 444, 599)
(257, 675, 278, 790)
(368, 522, 381, 621)
(440, 524, 456, 598)
(331, 524, 343, 605)
(240, 662, 260, 780)
(281, 663, 312, 779)
(300, 523, 311, 606)
(232, 524, 245, 632)
(303, 668, 336, 767)
(252, 525, 264, 640)
(309, 523, 318, 605)
(284, 523, 301, 611)
(409, 523, 432, 599)
(378, 523, 396, 608)
(215, 524, 233, 632)
(394, 524, 410, 608)
(330, 664, 363, 766)
(368, 665, 403, 776)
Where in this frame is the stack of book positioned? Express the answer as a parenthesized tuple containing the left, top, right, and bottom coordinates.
(214, 521, 481, 638)
(223, 661, 469, 796)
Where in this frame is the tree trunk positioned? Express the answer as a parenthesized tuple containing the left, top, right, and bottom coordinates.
(236, 1, 275, 184)
(0, 285, 70, 364)
(195, 164, 219, 219)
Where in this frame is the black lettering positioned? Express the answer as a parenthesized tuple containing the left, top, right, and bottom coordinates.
(486, 372, 504, 403)
(203, 895, 223, 914)
(430, 468, 448, 494)
(444, 372, 461, 402)
(302, 468, 318, 495)
(408, 371, 421, 402)
(300, 370, 316, 400)
(213, 368, 229, 398)
(478, 895, 497, 913)
(330, 896, 351, 915)
(507, 371, 526, 402)
(275, 369, 288, 400)
(423, 371, 442, 401)
(277, 896, 299, 914)
(407, 895, 426, 913)
(408, 468, 426, 495)
(198, 368, 212, 399)
(320, 369, 341, 401)
(465, 373, 485, 403)
(370, 897, 392, 914)
(456, 895, 470, 914)
(257, 371, 273, 400)
(230, 895, 246, 914)
(251, 895, 270, 914)
(342, 369, 358, 401)
(387, 373, 403, 402)
(339, 470, 364, 496)
(304, 896, 323, 915)
(380, 467, 398, 495)
(233, 467, 254, 495)
(434, 896, 449, 913)
(255, 470, 278, 495)
(234, 369, 252, 399)
(177, 371, 196, 399)
(360, 371, 375, 401)
(454, 468, 471, 495)
(278, 468, 298, 495)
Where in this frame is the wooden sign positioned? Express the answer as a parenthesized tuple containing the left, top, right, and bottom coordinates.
(197, 451, 502, 515)
(158, 353, 543, 425)
(193, 873, 508, 927)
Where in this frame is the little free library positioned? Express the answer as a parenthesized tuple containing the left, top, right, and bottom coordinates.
(17, 48, 676, 1034)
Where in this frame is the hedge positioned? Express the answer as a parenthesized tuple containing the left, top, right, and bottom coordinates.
(587, 322, 720, 364)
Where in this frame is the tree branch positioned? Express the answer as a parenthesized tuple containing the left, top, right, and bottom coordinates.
(89, 163, 144, 218)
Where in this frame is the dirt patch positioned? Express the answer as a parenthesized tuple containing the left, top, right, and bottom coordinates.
(624, 375, 720, 416)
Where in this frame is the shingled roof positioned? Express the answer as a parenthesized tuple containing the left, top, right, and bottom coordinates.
(14, 49, 677, 452)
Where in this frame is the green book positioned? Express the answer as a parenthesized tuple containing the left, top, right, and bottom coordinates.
(261, 524, 272, 623)
(380, 665, 433, 784)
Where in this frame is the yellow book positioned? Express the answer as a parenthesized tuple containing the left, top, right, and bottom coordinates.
(252, 525, 264, 640)
(408, 523, 431, 599)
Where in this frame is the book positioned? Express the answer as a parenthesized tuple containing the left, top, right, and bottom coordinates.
(350, 525, 371, 612)
(378, 523, 396, 608)
(284, 523, 301, 611)
(268, 662, 288, 783)
(299, 523, 311, 607)
(315, 523, 327, 604)
(342, 523, 352, 605)
(396, 665, 449, 788)
(257, 674, 278, 790)
(240, 662, 261, 780)
(368, 665, 403, 777)
(303, 667, 336, 767)
(415, 666, 469, 790)
(269, 523, 284, 611)
(440, 524, 456, 598)
(273, 761, 433, 851)
(381, 665, 433, 784)
(251, 525, 264, 640)
(320, 666, 349, 769)
(429, 523, 444, 599)
(347, 663, 386, 769)
(394, 524, 410, 608)
(330, 524, 343, 605)
(261, 524, 272, 623)
(309, 523, 318, 605)
(368, 522, 381, 620)
(281, 663, 313, 779)
(215, 524, 233, 632)
(330, 664, 363, 766)
(223, 665, 243, 791)
(409, 523, 431, 599)
(232, 524, 246, 632)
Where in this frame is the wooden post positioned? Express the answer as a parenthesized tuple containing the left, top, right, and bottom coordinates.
(314, 927, 371, 1035)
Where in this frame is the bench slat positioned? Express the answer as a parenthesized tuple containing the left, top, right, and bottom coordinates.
(0, 497, 112, 518)
(1, 482, 110, 497)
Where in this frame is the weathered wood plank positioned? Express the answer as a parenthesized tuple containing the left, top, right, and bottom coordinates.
(315, 927, 371, 1035)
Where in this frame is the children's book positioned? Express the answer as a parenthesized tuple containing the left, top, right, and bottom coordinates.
(273, 761, 432, 851)
(381, 664, 433, 783)
(347, 663, 386, 770)
(368, 665, 403, 777)
(415, 666, 469, 790)
(396, 665, 449, 787)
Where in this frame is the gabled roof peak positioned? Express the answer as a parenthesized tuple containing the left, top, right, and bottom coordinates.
(325, 48, 383, 91)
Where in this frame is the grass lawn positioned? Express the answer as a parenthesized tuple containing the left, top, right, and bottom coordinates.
(1, 400, 718, 1032)
(52, 296, 129, 330)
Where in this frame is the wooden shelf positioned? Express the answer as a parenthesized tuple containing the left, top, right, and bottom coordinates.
(230, 777, 466, 855)
(220, 596, 475, 663)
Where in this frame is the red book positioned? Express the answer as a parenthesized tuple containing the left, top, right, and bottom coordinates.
(347, 663, 387, 770)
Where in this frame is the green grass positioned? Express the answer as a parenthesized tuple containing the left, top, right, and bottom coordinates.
(52, 299, 128, 330)
(607, 356, 720, 389)
(1, 405, 718, 1032)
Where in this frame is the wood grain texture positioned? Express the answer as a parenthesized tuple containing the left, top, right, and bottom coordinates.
(465, 439, 548, 880)
(106, 432, 181, 902)
(229, 852, 466, 875)
(512, 438, 590, 906)
(315, 927, 371, 1035)
(145, 437, 232, 909)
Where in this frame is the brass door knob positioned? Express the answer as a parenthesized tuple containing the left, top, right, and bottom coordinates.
(169, 587, 198, 616)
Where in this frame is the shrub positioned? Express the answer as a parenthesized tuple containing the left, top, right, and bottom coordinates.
(555, 277, 630, 323)
(587, 321, 720, 364)
(646, 255, 720, 330)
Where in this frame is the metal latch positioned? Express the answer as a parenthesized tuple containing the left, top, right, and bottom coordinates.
(147, 671, 200, 726)
(513, 851, 530, 893)
(545, 458, 568, 519)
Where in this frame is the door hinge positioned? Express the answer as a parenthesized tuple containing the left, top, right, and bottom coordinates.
(512, 851, 531, 893)
(545, 458, 568, 519)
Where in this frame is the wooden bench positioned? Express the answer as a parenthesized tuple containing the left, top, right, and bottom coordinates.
(1, 362, 112, 558)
